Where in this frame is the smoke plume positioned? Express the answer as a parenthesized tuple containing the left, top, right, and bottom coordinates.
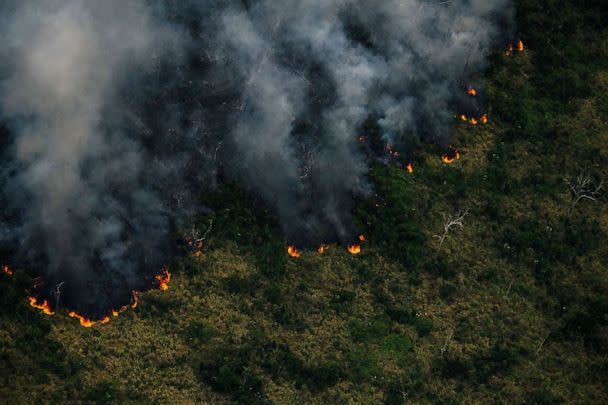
(0, 0, 513, 315)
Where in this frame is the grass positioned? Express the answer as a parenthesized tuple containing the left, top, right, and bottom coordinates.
(1, 1, 608, 403)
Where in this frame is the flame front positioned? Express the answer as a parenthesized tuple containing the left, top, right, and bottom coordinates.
(442, 145, 461, 164)
(28, 296, 54, 315)
(406, 162, 413, 174)
(2, 265, 12, 276)
(68, 311, 96, 328)
(156, 268, 171, 291)
(287, 245, 301, 258)
(348, 244, 362, 255)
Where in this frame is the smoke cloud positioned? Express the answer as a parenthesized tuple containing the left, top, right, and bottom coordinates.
(0, 0, 513, 315)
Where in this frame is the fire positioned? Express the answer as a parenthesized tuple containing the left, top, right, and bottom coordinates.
(2, 265, 12, 276)
(467, 88, 477, 96)
(28, 296, 54, 315)
(460, 114, 467, 122)
(459, 114, 485, 126)
(131, 290, 139, 308)
(481, 114, 488, 125)
(317, 244, 326, 255)
(287, 245, 301, 258)
(68, 311, 97, 328)
(155, 268, 171, 291)
(406, 162, 413, 174)
(348, 244, 362, 255)
(517, 40, 524, 52)
(358, 234, 366, 242)
(442, 144, 461, 164)
(504, 44, 514, 56)
(505, 40, 524, 56)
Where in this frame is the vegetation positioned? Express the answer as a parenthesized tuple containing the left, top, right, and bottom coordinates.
(1, 1, 607, 403)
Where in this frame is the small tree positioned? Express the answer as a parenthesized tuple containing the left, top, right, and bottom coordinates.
(568, 173, 602, 216)
(434, 208, 469, 247)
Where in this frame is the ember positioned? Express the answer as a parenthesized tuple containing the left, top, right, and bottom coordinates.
(287, 245, 301, 258)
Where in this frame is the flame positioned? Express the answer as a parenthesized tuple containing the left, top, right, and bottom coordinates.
(317, 244, 326, 255)
(481, 114, 488, 125)
(504, 44, 514, 56)
(469, 117, 478, 125)
(131, 290, 139, 308)
(2, 265, 12, 276)
(358, 135, 366, 143)
(287, 245, 301, 258)
(517, 40, 524, 52)
(348, 244, 361, 255)
(28, 296, 54, 315)
(441, 145, 461, 164)
(358, 234, 366, 242)
(406, 162, 413, 174)
(155, 268, 171, 291)
(460, 114, 467, 122)
(467, 88, 477, 96)
(68, 311, 96, 328)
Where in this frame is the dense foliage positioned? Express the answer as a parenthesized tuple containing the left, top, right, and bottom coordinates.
(1, 1, 607, 403)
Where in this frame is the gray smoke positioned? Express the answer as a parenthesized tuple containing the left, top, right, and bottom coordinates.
(0, 0, 513, 314)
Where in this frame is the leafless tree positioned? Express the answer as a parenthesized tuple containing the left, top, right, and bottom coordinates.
(568, 173, 602, 216)
(53, 282, 65, 312)
(434, 208, 469, 246)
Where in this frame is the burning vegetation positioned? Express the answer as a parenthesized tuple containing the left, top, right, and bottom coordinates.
(28, 296, 54, 315)
(287, 245, 301, 258)
(2, 265, 12, 276)
(156, 268, 171, 291)
(442, 145, 461, 164)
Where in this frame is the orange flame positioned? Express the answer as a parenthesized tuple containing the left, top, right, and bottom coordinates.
(504, 44, 514, 56)
(358, 234, 366, 242)
(441, 145, 461, 164)
(406, 162, 413, 174)
(287, 245, 301, 258)
(517, 40, 524, 52)
(460, 114, 467, 122)
(68, 311, 96, 328)
(2, 265, 12, 276)
(481, 114, 488, 125)
(131, 290, 139, 308)
(155, 268, 171, 291)
(28, 296, 54, 315)
(317, 244, 326, 255)
(467, 88, 477, 96)
(469, 117, 478, 125)
(348, 244, 361, 255)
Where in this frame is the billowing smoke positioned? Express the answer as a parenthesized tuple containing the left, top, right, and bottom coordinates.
(0, 0, 513, 315)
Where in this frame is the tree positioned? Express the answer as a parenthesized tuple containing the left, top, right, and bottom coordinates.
(434, 208, 469, 247)
(568, 173, 602, 216)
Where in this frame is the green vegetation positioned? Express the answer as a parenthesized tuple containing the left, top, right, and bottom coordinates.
(1, 1, 607, 403)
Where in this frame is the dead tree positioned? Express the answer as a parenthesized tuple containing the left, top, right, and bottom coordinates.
(568, 173, 602, 216)
(434, 208, 469, 246)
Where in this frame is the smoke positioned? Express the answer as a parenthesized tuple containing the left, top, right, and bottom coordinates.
(0, 0, 513, 315)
